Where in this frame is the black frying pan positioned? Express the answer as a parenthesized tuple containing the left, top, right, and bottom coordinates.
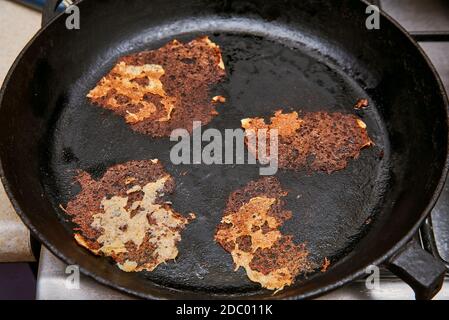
(0, 0, 448, 299)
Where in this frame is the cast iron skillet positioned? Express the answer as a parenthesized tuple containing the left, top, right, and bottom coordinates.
(0, 0, 448, 299)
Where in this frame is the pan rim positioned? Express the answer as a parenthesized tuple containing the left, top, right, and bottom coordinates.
(0, 0, 448, 299)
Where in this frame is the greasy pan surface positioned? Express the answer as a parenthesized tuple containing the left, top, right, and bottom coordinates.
(0, 0, 448, 299)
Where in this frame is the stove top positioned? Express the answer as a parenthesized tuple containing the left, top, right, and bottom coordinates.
(36, 0, 449, 300)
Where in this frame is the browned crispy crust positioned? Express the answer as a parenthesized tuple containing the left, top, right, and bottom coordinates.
(215, 177, 312, 291)
(242, 110, 373, 173)
(65, 160, 195, 272)
(87, 36, 226, 137)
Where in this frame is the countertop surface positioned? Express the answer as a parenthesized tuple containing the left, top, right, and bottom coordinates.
(0, 0, 40, 262)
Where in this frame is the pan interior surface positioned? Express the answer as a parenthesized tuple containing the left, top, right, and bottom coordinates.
(41, 19, 389, 296)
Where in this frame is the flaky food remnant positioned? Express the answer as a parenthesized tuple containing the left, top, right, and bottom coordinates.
(354, 98, 369, 110)
(87, 36, 226, 137)
(212, 95, 226, 103)
(67, 160, 195, 272)
(241, 109, 373, 173)
(215, 177, 311, 291)
(321, 257, 331, 272)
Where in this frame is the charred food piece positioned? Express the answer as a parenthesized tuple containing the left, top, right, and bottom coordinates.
(241, 110, 373, 173)
(215, 177, 312, 291)
(66, 159, 195, 272)
(354, 98, 369, 110)
(87, 36, 226, 137)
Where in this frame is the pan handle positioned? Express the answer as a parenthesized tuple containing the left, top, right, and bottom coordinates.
(385, 238, 446, 300)
(421, 216, 449, 271)
(41, 0, 67, 27)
